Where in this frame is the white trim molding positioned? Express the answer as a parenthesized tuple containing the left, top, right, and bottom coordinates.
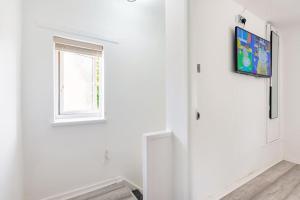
(40, 177, 140, 200)
(143, 130, 173, 200)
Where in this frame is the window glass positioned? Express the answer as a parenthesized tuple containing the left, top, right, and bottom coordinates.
(61, 51, 96, 113)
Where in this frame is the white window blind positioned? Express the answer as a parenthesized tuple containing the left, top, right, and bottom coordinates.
(54, 36, 103, 56)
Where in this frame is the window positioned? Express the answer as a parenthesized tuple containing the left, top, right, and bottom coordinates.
(53, 36, 104, 124)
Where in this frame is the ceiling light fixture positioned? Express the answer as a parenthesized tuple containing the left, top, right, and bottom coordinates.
(127, 0, 136, 2)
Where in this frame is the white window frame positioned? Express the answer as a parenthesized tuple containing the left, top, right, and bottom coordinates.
(53, 36, 105, 126)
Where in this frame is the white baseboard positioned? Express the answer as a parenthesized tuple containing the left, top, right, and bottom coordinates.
(124, 178, 143, 192)
(41, 177, 141, 200)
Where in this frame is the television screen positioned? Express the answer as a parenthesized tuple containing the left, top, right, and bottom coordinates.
(235, 26, 271, 77)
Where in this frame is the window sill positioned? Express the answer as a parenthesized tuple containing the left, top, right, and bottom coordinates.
(52, 117, 106, 127)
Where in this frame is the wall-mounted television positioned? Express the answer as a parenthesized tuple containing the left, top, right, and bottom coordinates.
(235, 26, 271, 77)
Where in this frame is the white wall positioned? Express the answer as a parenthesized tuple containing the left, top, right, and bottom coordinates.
(0, 0, 23, 199)
(165, 0, 189, 199)
(21, 0, 166, 199)
(189, 0, 283, 199)
(282, 27, 300, 164)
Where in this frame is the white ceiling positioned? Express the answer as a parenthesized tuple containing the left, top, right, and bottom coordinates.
(234, 0, 300, 28)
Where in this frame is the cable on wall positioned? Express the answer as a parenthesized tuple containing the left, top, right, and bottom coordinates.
(237, 7, 247, 28)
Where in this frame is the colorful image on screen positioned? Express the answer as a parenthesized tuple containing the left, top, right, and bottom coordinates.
(236, 27, 271, 77)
